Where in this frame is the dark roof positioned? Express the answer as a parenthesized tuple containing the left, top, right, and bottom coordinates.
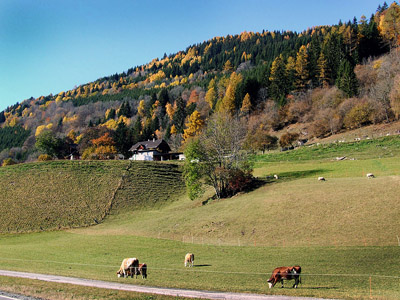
(129, 139, 171, 153)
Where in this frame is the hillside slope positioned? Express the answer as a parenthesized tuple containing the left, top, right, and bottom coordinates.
(0, 160, 185, 233)
(76, 135, 400, 247)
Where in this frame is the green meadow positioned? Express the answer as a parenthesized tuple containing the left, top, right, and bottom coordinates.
(0, 135, 399, 299)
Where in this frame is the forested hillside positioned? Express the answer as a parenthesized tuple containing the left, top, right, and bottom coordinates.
(1, 2, 400, 164)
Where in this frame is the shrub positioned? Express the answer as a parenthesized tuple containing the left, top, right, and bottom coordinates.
(38, 154, 53, 161)
(279, 132, 299, 148)
(2, 158, 16, 166)
(344, 101, 371, 129)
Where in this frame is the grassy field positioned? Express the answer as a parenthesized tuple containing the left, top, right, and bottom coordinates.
(0, 135, 399, 299)
(0, 232, 398, 299)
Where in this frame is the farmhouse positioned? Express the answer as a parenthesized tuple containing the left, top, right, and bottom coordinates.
(129, 139, 181, 161)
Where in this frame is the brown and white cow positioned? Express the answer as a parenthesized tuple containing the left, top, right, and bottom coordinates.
(184, 253, 194, 267)
(267, 266, 301, 288)
(116, 258, 139, 278)
(127, 263, 147, 279)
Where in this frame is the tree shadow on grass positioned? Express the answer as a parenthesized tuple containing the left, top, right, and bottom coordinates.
(271, 169, 330, 182)
(246, 169, 329, 192)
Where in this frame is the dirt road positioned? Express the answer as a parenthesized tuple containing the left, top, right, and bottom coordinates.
(0, 270, 327, 300)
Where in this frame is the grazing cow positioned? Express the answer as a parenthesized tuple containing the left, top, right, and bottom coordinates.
(366, 173, 375, 178)
(267, 266, 301, 288)
(184, 253, 194, 267)
(117, 258, 139, 278)
(318, 176, 326, 181)
(127, 263, 147, 279)
(274, 174, 279, 180)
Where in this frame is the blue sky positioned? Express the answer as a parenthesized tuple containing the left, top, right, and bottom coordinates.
(0, 0, 386, 111)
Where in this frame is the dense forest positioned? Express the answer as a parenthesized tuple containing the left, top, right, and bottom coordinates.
(1, 2, 400, 164)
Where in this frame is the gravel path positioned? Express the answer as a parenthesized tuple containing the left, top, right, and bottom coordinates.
(0, 270, 328, 300)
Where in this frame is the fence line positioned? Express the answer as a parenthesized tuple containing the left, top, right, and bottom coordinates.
(0, 257, 399, 279)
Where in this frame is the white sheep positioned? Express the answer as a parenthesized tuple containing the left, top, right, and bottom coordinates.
(366, 173, 375, 178)
(318, 177, 326, 181)
(274, 174, 279, 179)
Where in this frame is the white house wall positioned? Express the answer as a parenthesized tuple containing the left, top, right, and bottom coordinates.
(129, 151, 155, 161)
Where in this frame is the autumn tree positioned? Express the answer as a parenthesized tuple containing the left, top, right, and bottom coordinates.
(279, 132, 299, 148)
(285, 56, 296, 92)
(182, 110, 204, 143)
(378, 2, 400, 47)
(295, 45, 309, 90)
(240, 93, 252, 116)
(390, 74, 400, 119)
(137, 100, 146, 118)
(219, 72, 243, 114)
(205, 78, 217, 109)
(244, 127, 278, 153)
(87, 132, 117, 159)
(183, 112, 252, 199)
(317, 52, 330, 87)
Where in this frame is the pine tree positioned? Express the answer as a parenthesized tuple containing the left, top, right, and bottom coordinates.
(336, 59, 358, 97)
(269, 54, 287, 101)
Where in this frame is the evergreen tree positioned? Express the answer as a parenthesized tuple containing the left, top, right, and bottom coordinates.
(132, 116, 143, 142)
(269, 54, 287, 101)
(336, 59, 358, 97)
(173, 97, 186, 133)
(0, 111, 6, 123)
(114, 121, 133, 158)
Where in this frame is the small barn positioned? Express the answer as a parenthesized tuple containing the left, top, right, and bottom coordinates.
(129, 139, 180, 161)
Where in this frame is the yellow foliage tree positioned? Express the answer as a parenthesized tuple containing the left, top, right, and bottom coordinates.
(35, 124, 53, 136)
(137, 100, 146, 118)
(102, 119, 118, 130)
(182, 110, 204, 142)
(378, 2, 400, 47)
(295, 45, 309, 90)
(205, 79, 217, 109)
(170, 124, 177, 135)
(91, 132, 117, 159)
(218, 72, 242, 114)
(240, 93, 251, 115)
(67, 129, 77, 143)
(166, 102, 175, 120)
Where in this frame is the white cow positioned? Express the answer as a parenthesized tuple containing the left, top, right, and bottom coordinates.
(117, 258, 139, 278)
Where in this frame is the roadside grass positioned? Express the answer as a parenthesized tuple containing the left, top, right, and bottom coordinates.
(0, 276, 195, 300)
(0, 232, 398, 299)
